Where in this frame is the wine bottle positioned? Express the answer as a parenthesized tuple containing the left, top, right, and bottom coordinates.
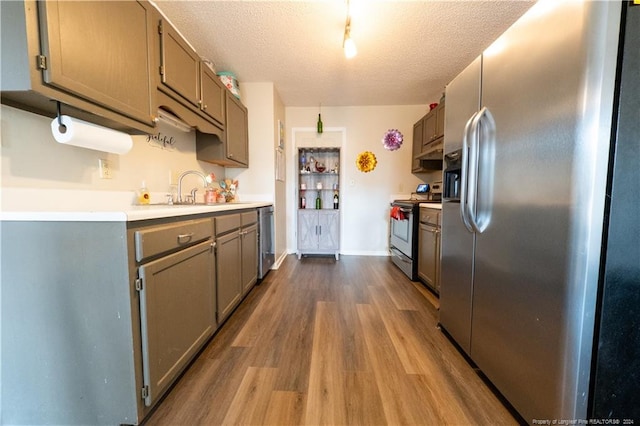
(333, 193, 339, 209)
(317, 114, 323, 134)
(315, 192, 322, 209)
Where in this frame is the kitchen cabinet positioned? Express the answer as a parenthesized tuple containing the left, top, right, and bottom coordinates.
(423, 101, 445, 144)
(195, 86, 250, 168)
(215, 210, 258, 322)
(156, 17, 225, 128)
(0, 206, 266, 425)
(1, 215, 216, 424)
(411, 119, 425, 172)
(224, 91, 249, 166)
(412, 101, 445, 172)
(216, 225, 242, 322)
(200, 64, 226, 125)
(297, 147, 340, 259)
(240, 212, 258, 295)
(418, 207, 441, 294)
(0, 0, 156, 134)
(154, 13, 228, 135)
(134, 218, 215, 407)
(297, 210, 340, 260)
(157, 18, 200, 110)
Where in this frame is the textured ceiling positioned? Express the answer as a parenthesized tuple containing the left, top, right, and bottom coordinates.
(154, 0, 535, 107)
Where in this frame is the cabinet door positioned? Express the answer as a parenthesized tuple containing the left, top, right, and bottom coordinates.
(200, 64, 225, 125)
(241, 223, 258, 295)
(216, 230, 242, 322)
(159, 19, 200, 108)
(435, 101, 446, 139)
(423, 111, 437, 146)
(298, 210, 318, 251)
(38, 1, 154, 125)
(418, 224, 439, 292)
(411, 118, 424, 172)
(138, 239, 214, 407)
(225, 91, 249, 166)
(318, 211, 339, 251)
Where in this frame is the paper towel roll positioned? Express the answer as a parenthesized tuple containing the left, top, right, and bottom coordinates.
(51, 115, 133, 155)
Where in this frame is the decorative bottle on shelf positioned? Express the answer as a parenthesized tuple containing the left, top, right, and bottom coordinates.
(317, 113, 323, 134)
(301, 195, 306, 209)
(315, 192, 322, 209)
(333, 192, 339, 209)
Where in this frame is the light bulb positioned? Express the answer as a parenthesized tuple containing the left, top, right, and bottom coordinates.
(344, 36, 357, 59)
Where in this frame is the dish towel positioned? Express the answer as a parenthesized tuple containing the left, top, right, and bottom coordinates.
(390, 206, 405, 220)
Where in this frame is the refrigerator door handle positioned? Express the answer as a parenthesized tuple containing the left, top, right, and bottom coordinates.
(460, 111, 477, 233)
(473, 106, 496, 233)
(466, 109, 482, 233)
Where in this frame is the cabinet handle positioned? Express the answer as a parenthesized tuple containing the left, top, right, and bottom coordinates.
(177, 232, 194, 243)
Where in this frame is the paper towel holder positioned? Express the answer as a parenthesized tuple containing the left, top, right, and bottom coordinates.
(56, 102, 68, 134)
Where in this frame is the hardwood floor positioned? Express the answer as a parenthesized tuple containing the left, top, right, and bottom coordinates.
(144, 255, 518, 425)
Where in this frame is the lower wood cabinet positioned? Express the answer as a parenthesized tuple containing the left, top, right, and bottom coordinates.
(240, 222, 258, 295)
(0, 206, 264, 425)
(216, 228, 243, 322)
(215, 210, 258, 322)
(418, 207, 441, 294)
(137, 239, 214, 407)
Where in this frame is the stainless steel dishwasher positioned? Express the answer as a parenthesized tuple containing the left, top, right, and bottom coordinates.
(257, 205, 275, 279)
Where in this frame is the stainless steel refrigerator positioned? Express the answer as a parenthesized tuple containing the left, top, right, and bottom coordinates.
(440, 0, 639, 423)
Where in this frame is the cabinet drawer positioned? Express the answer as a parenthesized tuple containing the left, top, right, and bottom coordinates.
(420, 208, 441, 226)
(215, 213, 241, 236)
(241, 210, 257, 226)
(135, 218, 212, 262)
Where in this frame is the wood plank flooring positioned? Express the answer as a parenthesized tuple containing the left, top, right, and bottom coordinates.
(144, 255, 519, 425)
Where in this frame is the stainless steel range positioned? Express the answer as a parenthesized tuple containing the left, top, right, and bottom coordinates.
(389, 183, 442, 280)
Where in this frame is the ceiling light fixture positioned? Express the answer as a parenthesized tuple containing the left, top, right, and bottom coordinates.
(343, 1, 357, 59)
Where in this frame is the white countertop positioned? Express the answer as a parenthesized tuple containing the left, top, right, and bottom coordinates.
(419, 203, 442, 209)
(1, 188, 272, 222)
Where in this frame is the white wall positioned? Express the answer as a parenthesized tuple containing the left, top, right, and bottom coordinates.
(230, 82, 288, 263)
(1, 105, 226, 200)
(285, 105, 442, 255)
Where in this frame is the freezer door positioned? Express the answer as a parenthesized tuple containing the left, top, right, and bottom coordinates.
(470, 0, 621, 422)
(439, 56, 481, 355)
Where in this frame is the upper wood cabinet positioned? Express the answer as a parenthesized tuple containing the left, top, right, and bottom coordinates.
(412, 118, 425, 173)
(158, 19, 200, 109)
(200, 65, 226, 126)
(195, 91, 248, 168)
(412, 101, 445, 173)
(422, 101, 445, 146)
(225, 92, 249, 166)
(1, 0, 156, 133)
(154, 15, 227, 132)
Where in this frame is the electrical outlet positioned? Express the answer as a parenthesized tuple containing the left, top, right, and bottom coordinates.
(99, 159, 112, 179)
(169, 170, 179, 186)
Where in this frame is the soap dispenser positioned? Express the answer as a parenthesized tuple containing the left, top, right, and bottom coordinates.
(138, 181, 150, 205)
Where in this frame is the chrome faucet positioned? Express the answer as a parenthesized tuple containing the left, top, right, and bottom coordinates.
(177, 170, 208, 204)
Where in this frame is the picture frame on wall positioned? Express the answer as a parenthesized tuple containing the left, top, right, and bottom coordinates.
(276, 147, 285, 181)
(278, 120, 285, 148)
